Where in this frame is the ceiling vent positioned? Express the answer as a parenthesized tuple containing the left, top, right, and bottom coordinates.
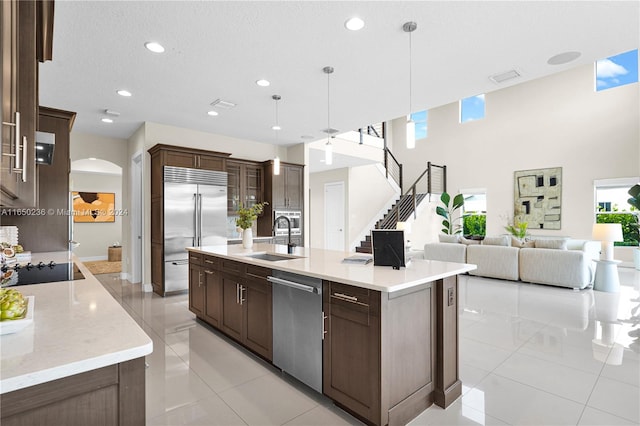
(489, 69, 521, 84)
(322, 128, 339, 135)
(210, 99, 237, 109)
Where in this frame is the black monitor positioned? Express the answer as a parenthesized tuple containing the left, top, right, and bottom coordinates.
(371, 229, 406, 270)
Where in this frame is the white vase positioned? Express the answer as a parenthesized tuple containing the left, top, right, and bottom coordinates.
(242, 228, 253, 249)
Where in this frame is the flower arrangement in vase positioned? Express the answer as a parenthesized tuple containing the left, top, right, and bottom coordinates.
(236, 202, 268, 248)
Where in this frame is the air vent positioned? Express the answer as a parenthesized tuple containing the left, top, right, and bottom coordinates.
(322, 128, 339, 135)
(210, 99, 237, 109)
(489, 69, 521, 84)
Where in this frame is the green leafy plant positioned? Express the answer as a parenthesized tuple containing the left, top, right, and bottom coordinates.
(235, 202, 268, 230)
(436, 192, 465, 235)
(463, 214, 486, 237)
(504, 221, 528, 240)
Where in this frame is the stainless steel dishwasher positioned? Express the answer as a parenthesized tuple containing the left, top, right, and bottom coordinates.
(268, 270, 323, 393)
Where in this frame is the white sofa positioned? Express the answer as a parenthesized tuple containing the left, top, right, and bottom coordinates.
(424, 237, 600, 290)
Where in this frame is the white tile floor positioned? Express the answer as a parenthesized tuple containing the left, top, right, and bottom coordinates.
(96, 267, 640, 426)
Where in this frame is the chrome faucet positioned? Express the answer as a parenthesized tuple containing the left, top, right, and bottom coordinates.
(273, 215, 295, 254)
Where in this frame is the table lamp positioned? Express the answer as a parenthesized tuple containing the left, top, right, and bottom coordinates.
(592, 223, 623, 261)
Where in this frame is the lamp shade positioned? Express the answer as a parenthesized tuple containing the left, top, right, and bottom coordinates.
(406, 119, 415, 149)
(592, 223, 623, 242)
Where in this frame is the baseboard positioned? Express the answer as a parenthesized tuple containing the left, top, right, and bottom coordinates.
(143, 283, 153, 293)
(79, 255, 108, 262)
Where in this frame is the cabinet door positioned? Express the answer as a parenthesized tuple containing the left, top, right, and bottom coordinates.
(227, 162, 241, 214)
(203, 267, 221, 328)
(323, 282, 381, 424)
(221, 274, 243, 341)
(243, 267, 272, 361)
(164, 151, 195, 169)
(284, 165, 303, 209)
(188, 263, 205, 317)
(198, 154, 224, 171)
(272, 171, 286, 209)
(244, 164, 263, 209)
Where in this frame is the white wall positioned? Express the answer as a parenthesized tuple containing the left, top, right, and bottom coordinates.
(69, 172, 123, 259)
(391, 63, 639, 254)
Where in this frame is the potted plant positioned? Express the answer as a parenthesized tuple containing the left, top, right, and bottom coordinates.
(504, 221, 529, 243)
(236, 202, 268, 248)
(627, 184, 640, 270)
(436, 192, 465, 235)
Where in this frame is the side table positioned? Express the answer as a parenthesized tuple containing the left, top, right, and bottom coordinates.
(593, 259, 621, 292)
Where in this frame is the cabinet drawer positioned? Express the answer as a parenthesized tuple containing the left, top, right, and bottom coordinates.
(202, 255, 220, 269)
(246, 264, 271, 280)
(329, 282, 372, 306)
(189, 252, 203, 265)
(221, 259, 244, 275)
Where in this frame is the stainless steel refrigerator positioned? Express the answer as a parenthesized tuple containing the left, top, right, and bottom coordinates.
(163, 166, 227, 293)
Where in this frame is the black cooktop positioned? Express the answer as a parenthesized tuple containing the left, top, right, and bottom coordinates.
(1, 262, 85, 287)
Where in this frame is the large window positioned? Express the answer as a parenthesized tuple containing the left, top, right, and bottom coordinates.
(462, 189, 486, 237)
(411, 110, 428, 139)
(595, 178, 639, 246)
(596, 49, 638, 91)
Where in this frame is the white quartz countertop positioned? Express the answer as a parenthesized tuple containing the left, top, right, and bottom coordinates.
(188, 244, 476, 293)
(0, 252, 153, 394)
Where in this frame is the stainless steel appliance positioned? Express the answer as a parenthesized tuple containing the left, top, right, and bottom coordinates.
(268, 270, 323, 393)
(273, 210, 301, 236)
(164, 166, 227, 293)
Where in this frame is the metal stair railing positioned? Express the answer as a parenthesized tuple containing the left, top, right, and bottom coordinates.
(375, 161, 447, 229)
(383, 147, 403, 193)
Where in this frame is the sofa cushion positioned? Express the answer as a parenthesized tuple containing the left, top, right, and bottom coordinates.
(511, 237, 535, 248)
(482, 236, 511, 246)
(424, 242, 466, 263)
(534, 239, 568, 250)
(466, 245, 520, 281)
(439, 234, 460, 243)
(519, 247, 593, 289)
(460, 236, 481, 245)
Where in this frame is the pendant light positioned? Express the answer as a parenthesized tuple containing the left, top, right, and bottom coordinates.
(323, 66, 334, 165)
(271, 94, 281, 175)
(403, 21, 417, 149)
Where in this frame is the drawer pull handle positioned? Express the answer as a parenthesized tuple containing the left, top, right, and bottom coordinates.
(204, 270, 214, 275)
(333, 292, 358, 302)
(204, 259, 215, 264)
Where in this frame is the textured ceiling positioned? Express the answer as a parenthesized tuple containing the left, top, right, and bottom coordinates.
(40, 1, 639, 150)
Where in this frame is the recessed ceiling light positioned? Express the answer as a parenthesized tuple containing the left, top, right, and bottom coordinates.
(207, 110, 219, 116)
(345, 17, 365, 31)
(547, 51, 581, 65)
(116, 90, 132, 97)
(256, 79, 270, 87)
(101, 118, 113, 123)
(88, 157, 97, 161)
(271, 125, 281, 131)
(144, 42, 165, 53)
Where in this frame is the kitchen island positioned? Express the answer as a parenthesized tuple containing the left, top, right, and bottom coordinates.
(187, 243, 475, 426)
(0, 252, 153, 425)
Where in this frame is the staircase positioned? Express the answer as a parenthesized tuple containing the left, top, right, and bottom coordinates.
(355, 162, 446, 254)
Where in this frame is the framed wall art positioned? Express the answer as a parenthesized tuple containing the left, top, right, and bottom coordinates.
(72, 192, 116, 223)
(514, 167, 562, 230)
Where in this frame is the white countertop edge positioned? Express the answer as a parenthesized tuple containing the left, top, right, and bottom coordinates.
(188, 245, 477, 293)
(1, 340, 152, 394)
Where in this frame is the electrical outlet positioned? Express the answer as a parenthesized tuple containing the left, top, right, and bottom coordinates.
(447, 287, 455, 306)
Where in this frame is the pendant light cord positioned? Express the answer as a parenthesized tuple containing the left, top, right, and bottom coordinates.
(327, 69, 331, 144)
(408, 29, 412, 117)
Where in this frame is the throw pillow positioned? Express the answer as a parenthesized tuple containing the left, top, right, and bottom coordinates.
(482, 236, 511, 246)
(460, 236, 481, 245)
(534, 239, 568, 250)
(512, 237, 534, 248)
(439, 234, 460, 243)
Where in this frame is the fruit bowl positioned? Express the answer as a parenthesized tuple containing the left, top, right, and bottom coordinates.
(0, 296, 34, 335)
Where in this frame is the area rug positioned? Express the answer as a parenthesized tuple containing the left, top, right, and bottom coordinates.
(83, 260, 122, 275)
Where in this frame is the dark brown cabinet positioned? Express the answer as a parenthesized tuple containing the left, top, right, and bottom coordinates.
(259, 161, 304, 243)
(148, 144, 230, 296)
(1, 0, 53, 208)
(323, 281, 381, 424)
(226, 159, 264, 215)
(188, 253, 273, 361)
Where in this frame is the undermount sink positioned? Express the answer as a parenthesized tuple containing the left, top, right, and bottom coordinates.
(248, 253, 299, 262)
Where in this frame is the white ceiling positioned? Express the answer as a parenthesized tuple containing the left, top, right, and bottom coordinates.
(40, 1, 639, 153)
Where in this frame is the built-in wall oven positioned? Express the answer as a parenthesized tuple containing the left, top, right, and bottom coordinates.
(273, 210, 301, 236)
